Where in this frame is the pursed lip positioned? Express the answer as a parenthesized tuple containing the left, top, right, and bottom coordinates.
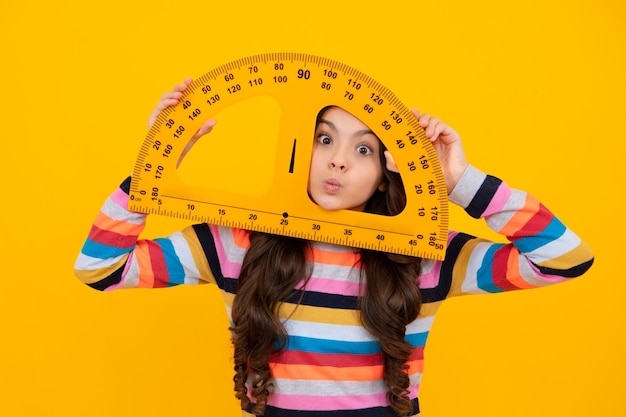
(323, 178, 341, 193)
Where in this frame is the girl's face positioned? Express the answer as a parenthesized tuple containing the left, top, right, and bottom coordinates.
(307, 107, 386, 212)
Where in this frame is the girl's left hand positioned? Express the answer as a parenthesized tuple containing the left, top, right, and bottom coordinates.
(384, 110, 468, 195)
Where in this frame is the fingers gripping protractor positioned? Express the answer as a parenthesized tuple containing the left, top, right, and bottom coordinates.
(129, 52, 449, 259)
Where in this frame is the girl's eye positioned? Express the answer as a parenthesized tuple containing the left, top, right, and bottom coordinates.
(318, 134, 332, 145)
(356, 145, 373, 155)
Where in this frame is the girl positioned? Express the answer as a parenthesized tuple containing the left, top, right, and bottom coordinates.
(75, 78, 594, 417)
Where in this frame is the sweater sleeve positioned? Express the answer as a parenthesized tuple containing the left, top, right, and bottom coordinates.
(74, 177, 216, 291)
(439, 165, 594, 297)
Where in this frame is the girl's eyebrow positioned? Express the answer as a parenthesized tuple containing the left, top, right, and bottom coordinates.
(318, 118, 337, 131)
(318, 118, 376, 137)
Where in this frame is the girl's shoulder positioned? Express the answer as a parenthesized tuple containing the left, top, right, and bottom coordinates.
(201, 224, 251, 251)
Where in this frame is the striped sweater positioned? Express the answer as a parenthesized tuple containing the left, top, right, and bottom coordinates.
(74, 165, 594, 417)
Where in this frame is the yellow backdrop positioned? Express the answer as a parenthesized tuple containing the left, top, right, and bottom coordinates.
(2, 1, 624, 416)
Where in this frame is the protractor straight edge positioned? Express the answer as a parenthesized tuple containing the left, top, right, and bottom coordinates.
(129, 52, 449, 260)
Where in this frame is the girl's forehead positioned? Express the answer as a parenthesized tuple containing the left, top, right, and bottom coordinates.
(319, 107, 372, 132)
(323, 106, 361, 120)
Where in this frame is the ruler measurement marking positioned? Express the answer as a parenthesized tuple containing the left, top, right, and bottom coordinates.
(160, 194, 415, 237)
(289, 139, 297, 173)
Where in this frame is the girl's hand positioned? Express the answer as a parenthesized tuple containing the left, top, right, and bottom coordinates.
(413, 109, 467, 194)
(385, 110, 468, 195)
(147, 78, 217, 168)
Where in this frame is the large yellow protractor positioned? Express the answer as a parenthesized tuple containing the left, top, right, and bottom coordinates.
(129, 52, 448, 259)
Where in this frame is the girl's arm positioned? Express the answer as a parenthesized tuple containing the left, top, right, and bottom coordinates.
(440, 165, 593, 298)
(74, 80, 218, 291)
(408, 112, 594, 299)
(74, 176, 218, 291)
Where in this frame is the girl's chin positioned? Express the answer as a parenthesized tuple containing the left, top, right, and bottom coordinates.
(309, 195, 343, 211)
(308, 191, 365, 212)
(311, 198, 365, 212)
(316, 202, 343, 211)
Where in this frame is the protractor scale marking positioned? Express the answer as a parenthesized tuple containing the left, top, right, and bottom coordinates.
(130, 52, 449, 259)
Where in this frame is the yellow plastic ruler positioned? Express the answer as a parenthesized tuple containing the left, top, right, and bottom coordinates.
(129, 52, 448, 259)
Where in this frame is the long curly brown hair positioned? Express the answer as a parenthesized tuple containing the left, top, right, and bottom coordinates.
(230, 107, 423, 416)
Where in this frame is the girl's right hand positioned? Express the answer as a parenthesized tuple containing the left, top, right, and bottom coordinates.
(148, 78, 217, 168)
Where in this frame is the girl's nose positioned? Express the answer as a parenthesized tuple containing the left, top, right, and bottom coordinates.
(329, 152, 347, 171)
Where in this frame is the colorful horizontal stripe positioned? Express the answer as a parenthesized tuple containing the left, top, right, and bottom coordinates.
(74, 165, 594, 416)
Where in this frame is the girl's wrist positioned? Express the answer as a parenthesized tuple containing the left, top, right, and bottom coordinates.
(446, 163, 469, 195)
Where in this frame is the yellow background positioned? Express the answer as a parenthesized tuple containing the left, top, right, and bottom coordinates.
(2, 1, 624, 416)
